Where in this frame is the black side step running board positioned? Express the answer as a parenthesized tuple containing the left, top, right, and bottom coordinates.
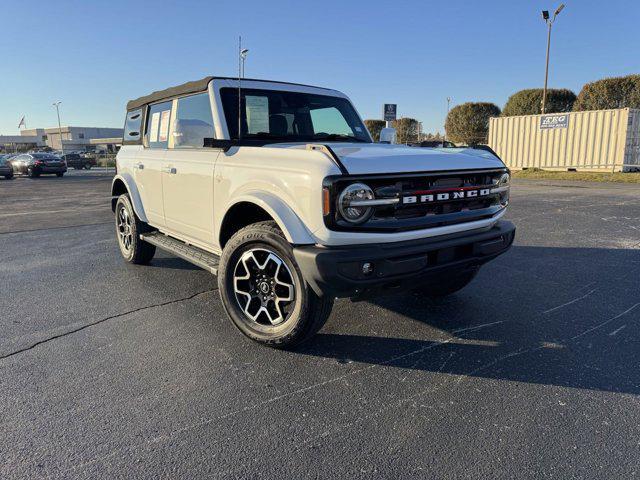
(140, 232, 220, 274)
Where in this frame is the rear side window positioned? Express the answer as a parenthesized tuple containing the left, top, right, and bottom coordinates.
(171, 93, 215, 148)
(123, 109, 143, 143)
(146, 101, 173, 149)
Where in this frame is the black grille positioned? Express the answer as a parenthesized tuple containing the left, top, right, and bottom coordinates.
(324, 169, 507, 233)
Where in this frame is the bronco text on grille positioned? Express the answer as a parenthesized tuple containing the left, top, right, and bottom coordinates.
(323, 169, 510, 232)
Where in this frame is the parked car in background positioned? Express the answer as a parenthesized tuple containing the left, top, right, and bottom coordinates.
(63, 153, 96, 170)
(411, 140, 457, 148)
(10, 153, 67, 178)
(0, 155, 15, 179)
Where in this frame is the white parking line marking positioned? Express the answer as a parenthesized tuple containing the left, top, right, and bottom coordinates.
(608, 325, 627, 336)
(542, 288, 597, 315)
(0, 206, 105, 217)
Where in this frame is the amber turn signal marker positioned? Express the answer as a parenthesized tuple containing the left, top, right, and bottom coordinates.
(322, 187, 330, 216)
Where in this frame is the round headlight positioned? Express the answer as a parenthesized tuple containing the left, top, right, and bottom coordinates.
(496, 172, 510, 206)
(338, 183, 375, 224)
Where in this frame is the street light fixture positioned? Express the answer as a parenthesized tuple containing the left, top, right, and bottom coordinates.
(540, 4, 565, 114)
(240, 48, 249, 78)
(52, 101, 65, 158)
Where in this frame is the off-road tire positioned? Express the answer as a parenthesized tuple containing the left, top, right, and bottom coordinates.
(414, 267, 479, 297)
(115, 194, 156, 265)
(218, 221, 333, 348)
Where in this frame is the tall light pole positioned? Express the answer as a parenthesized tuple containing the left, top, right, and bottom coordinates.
(541, 4, 565, 114)
(52, 101, 65, 157)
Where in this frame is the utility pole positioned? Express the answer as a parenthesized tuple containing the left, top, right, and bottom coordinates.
(445, 96, 451, 140)
(238, 36, 242, 140)
(541, 4, 565, 114)
(52, 101, 65, 158)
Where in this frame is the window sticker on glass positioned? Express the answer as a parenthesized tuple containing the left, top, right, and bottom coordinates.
(159, 110, 170, 142)
(246, 95, 269, 134)
(150, 112, 160, 142)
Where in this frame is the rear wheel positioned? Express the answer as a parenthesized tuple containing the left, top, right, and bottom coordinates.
(218, 221, 333, 348)
(27, 167, 38, 178)
(115, 194, 156, 265)
(56, 172, 64, 177)
(4, 173, 13, 180)
(85, 164, 92, 170)
(413, 268, 479, 297)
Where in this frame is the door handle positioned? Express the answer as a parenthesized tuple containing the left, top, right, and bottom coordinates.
(135, 163, 144, 170)
(162, 167, 177, 174)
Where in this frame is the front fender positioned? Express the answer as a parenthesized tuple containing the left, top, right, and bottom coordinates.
(111, 173, 148, 223)
(224, 192, 316, 245)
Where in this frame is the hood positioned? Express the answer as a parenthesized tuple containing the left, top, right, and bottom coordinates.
(272, 143, 505, 175)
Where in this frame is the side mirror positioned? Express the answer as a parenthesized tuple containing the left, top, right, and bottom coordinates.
(379, 127, 397, 144)
(203, 138, 234, 151)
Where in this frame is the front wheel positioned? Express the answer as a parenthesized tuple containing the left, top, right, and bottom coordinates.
(413, 268, 479, 297)
(4, 174, 13, 180)
(56, 172, 64, 177)
(27, 167, 38, 178)
(218, 221, 333, 348)
(115, 194, 156, 265)
(85, 164, 92, 170)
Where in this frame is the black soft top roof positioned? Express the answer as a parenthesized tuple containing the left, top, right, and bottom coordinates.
(127, 76, 213, 110)
(126, 76, 333, 111)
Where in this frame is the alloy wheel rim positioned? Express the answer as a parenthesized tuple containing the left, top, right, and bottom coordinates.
(117, 205, 133, 252)
(233, 248, 296, 326)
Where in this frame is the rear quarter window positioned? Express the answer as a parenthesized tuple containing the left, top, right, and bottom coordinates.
(123, 109, 143, 144)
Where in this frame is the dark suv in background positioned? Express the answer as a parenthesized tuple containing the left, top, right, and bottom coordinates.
(63, 153, 96, 170)
(9, 153, 67, 178)
(0, 154, 15, 179)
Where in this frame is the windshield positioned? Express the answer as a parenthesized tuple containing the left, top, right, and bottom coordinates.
(220, 88, 371, 143)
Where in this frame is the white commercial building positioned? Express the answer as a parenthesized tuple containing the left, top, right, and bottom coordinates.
(0, 126, 123, 153)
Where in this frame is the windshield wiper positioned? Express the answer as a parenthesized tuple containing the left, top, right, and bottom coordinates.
(312, 134, 367, 143)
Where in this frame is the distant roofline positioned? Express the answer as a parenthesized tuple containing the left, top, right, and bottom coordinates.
(41, 126, 123, 133)
(126, 76, 334, 110)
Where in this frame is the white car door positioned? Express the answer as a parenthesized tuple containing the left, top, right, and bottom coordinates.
(135, 100, 173, 227)
(161, 93, 219, 247)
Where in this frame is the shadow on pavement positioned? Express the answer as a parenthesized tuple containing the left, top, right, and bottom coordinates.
(295, 245, 640, 395)
(148, 256, 203, 271)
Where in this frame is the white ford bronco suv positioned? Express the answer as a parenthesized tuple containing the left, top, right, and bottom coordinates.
(112, 76, 515, 347)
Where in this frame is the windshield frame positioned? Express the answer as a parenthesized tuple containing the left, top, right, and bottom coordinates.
(219, 87, 372, 144)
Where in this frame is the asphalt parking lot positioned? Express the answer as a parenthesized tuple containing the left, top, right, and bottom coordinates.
(1, 173, 639, 479)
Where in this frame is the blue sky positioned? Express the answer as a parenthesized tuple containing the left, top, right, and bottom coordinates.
(1, 0, 638, 135)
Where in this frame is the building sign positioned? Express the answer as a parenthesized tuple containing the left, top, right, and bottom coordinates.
(540, 114, 569, 130)
(383, 104, 397, 122)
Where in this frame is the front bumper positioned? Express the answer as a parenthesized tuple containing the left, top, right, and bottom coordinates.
(293, 220, 515, 298)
